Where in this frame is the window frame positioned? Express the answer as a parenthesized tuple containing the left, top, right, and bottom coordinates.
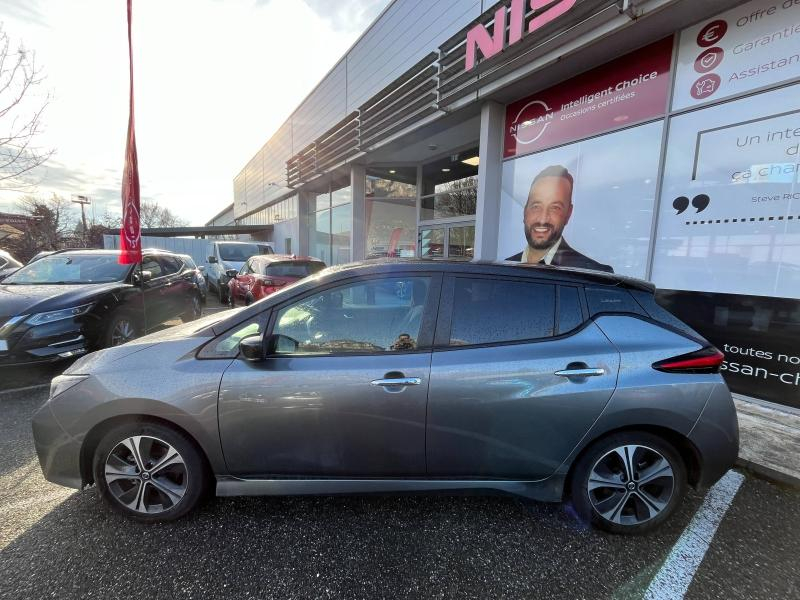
(264, 272, 444, 358)
(434, 274, 588, 351)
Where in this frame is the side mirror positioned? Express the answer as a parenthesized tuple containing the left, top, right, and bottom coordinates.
(208, 256, 218, 264)
(239, 334, 265, 362)
(225, 269, 239, 279)
(264, 333, 299, 356)
(133, 270, 153, 285)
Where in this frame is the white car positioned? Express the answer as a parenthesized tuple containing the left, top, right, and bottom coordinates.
(206, 241, 272, 302)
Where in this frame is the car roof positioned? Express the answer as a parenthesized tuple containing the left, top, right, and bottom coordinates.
(33, 248, 183, 258)
(315, 259, 655, 292)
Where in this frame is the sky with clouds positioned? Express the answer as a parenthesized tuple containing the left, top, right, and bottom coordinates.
(0, 0, 390, 225)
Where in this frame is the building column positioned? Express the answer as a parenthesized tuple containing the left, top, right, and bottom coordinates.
(297, 189, 314, 257)
(474, 100, 505, 261)
(350, 164, 367, 262)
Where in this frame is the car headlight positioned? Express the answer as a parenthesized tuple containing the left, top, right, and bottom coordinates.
(26, 303, 94, 327)
(49, 374, 88, 399)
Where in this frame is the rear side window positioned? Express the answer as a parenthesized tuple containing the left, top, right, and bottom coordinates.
(558, 286, 584, 334)
(159, 256, 182, 276)
(449, 278, 555, 346)
(629, 289, 705, 341)
(585, 287, 645, 317)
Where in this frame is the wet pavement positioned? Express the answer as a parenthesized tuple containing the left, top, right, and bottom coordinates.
(1, 388, 798, 600)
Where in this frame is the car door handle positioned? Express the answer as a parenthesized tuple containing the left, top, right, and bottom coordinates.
(370, 378, 421, 387)
(554, 368, 605, 377)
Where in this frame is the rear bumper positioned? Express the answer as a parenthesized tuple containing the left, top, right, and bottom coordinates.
(689, 382, 740, 489)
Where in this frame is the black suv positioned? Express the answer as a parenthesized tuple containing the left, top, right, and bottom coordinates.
(0, 249, 203, 366)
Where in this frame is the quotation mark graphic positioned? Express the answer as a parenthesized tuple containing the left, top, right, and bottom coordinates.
(673, 194, 710, 214)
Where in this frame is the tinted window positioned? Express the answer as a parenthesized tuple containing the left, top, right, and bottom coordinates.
(558, 286, 584, 334)
(218, 243, 259, 262)
(182, 256, 197, 269)
(272, 277, 431, 354)
(585, 287, 645, 317)
(141, 257, 163, 279)
(450, 278, 555, 346)
(265, 261, 325, 278)
(159, 256, 182, 276)
(629, 289, 705, 340)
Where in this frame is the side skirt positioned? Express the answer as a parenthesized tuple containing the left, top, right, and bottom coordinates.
(215, 476, 566, 503)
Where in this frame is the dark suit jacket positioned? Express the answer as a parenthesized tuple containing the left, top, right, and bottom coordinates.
(506, 239, 614, 273)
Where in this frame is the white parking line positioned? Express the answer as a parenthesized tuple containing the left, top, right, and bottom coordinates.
(0, 383, 49, 397)
(644, 470, 745, 600)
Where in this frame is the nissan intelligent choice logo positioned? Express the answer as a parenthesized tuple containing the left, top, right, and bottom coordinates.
(509, 100, 554, 145)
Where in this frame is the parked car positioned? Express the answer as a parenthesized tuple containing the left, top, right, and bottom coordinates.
(205, 241, 264, 303)
(0, 248, 203, 367)
(0, 249, 22, 282)
(256, 243, 275, 255)
(226, 254, 325, 306)
(32, 260, 738, 533)
(179, 254, 208, 303)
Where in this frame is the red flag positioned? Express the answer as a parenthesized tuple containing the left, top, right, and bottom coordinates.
(119, 0, 141, 265)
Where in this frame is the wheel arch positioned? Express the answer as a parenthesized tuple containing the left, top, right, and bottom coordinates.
(80, 414, 214, 489)
(562, 424, 702, 501)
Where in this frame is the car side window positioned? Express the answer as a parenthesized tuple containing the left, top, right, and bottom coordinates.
(197, 315, 267, 359)
(239, 262, 249, 276)
(159, 256, 182, 276)
(449, 277, 555, 346)
(141, 257, 163, 279)
(272, 276, 432, 355)
(247, 260, 257, 274)
(558, 286, 585, 334)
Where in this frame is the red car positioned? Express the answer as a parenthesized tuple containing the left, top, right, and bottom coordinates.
(226, 254, 326, 306)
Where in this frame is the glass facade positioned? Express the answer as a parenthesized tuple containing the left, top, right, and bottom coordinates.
(420, 149, 479, 222)
(366, 167, 417, 258)
(310, 181, 352, 266)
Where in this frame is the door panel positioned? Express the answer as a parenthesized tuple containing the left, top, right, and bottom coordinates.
(219, 353, 431, 477)
(427, 322, 619, 479)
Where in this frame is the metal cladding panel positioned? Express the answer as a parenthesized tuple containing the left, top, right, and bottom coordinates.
(243, 155, 263, 218)
(292, 60, 348, 153)
(264, 121, 293, 188)
(346, 0, 482, 113)
(233, 172, 246, 219)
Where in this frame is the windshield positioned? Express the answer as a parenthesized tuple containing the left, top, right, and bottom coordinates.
(265, 261, 326, 278)
(3, 254, 130, 284)
(219, 243, 259, 262)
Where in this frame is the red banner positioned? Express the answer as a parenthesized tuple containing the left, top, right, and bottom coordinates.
(504, 37, 673, 159)
(119, 0, 141, 265)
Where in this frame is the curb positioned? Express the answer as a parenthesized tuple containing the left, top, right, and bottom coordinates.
(736, 457, 800, 489)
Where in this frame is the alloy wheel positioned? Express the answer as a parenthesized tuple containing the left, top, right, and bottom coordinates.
(111, 319, 136, 346)
(104, 435, 188, 514)
(587, 444, 675, 526)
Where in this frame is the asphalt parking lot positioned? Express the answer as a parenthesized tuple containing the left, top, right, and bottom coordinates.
(1, 383, 799, 599)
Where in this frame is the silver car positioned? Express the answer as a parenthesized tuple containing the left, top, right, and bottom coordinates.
(32, 260, 738, 534)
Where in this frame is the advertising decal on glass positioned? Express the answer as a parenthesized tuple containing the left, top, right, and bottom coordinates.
(504, 37, 672, 159)
(498, 122, 664, 278)
(651, 83, 800, 299)
(673, 0, 800, 110)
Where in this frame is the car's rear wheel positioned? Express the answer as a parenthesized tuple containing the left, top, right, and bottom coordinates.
(570, 431, 687, 534)
(105, 312, 140, 348)
(245, 293, 254, 306)
(93, 422, 208, 523)
(182, 293, 202, 323)
(218, 281, 228, 304)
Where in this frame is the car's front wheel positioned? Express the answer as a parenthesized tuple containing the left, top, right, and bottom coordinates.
(104, 312, 140, 348)
(218, 280, 228, 304)
(570, 431, 687, 534)
(93, 422, 208, 523)
(182, 293, 202, 323)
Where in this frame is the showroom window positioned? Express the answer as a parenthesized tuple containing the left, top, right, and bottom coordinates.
(420, 149, 479, 222)
(309, 179, 352, 266)
(366, 167, 417, 258)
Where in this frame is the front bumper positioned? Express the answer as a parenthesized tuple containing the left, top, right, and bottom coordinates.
(689, 382, 740, 489)
(0, 317, 91, 366)
(31, 401, 84, 489)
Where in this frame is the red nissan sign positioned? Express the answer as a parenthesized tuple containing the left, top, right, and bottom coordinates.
(504, 37, 673, 159)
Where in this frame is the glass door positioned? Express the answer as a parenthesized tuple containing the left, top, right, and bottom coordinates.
(418, 224, 474, 260)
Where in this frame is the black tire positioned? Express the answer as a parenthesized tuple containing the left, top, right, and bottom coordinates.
(245, 293, 254, 306)
(218, 280, 228, 304)
(104, 312, 140, 348)
(93, 421, 209, 523)
(182, 293, 202, 323)
(228, 289, 235, 308)
(569, 431, 687, 535)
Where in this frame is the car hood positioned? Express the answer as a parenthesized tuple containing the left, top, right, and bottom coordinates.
(0, 282, 130, 319)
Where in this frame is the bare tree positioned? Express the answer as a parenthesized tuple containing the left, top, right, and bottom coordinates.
(0, 23, 53, 191)
(140, 200, 188, 228)
(7, 194, 75, 260)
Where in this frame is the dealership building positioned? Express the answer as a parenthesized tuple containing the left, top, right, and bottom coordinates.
(222, 0, 800, 408)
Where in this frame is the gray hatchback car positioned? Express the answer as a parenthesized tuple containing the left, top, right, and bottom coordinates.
(32, 260, 738, 534)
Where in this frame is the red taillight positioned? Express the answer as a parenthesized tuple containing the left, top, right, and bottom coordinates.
(652, 347, 724, 374)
